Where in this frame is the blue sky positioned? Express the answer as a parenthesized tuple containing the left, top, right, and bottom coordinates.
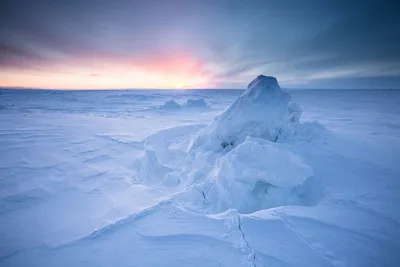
(0, 0, 399, 89)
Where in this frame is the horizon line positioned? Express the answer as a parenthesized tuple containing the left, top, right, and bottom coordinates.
(0, 87, 242, 91)
(1, 86, 400, 91)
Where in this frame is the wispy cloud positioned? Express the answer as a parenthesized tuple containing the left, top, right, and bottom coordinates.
(0, 0, 399, 89)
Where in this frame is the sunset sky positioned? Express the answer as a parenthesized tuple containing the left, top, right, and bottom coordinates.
(0, 0, 399, 89)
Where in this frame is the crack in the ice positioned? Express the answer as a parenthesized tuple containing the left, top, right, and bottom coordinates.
(236, 213, 257, 267)
(275, 210, 345, 267)
(195, 187, 207, 205)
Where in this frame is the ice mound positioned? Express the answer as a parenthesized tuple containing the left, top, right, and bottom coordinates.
(190, 75, 300, 150)
(133, 75, 320, 213)
(184, 98, 209, 108)
(177, 137, 314, 213)
(158, 100, 181, 109)
(168, 76, 321, 213)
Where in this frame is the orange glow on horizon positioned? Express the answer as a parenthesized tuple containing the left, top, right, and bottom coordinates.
(0, 54, 214, 89)
(175, 82, 185, 89)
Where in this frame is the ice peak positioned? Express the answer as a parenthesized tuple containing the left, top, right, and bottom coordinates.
(189, 74, 301, 150)
(247, 75, 279, 91)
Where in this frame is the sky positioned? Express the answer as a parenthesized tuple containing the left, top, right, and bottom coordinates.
(0, 0, 399, 89)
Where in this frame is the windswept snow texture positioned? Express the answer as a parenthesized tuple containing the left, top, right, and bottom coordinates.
(0, 86, 400, 267)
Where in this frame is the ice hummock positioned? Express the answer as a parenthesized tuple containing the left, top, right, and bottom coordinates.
(158, 99, 181, 109)
(184, 98, 209, 108)
(166, 76, 316, 213)
(190, 75, 300, 150)
(135, 76, 315, 213)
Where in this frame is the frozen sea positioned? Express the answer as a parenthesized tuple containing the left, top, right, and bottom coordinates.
(0, 88, 399, 266)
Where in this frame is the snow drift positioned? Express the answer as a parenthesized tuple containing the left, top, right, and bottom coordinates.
(190, 75, 301, 150)
(131, 149, 172, 185)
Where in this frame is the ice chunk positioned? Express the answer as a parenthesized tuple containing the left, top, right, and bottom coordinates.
(196, 137, 313, 213)
(158, 100, 181, 109)
(175, 137, 314, 213)
(190, 75, 300, 150)
(184, 98, 209, 108)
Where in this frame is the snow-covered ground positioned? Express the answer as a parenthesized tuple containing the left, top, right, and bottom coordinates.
(0, 80, 399, 267)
